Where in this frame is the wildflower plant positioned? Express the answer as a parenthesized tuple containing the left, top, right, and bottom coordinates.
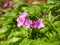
(0, 0, 60, 45)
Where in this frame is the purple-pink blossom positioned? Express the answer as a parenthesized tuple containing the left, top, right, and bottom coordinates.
(4, 1, 13, 8)
(16, 12, 45, 29)
(30, 18, 45, 29)
(25, 19, 32, 28)
(30, 21, 37, 28)
(16, 12, 28, 27)
(36, 18, 45, 29)
(9, 3, 13, 8)
(4, 1, 8, 7)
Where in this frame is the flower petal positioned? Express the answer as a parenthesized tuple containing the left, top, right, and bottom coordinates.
(17, 22, 23, 27)
(19, 12, 28, 18)
(4, 2, 8, 7)
(24, 20, 32, 28)
(37, 23, 45, 29)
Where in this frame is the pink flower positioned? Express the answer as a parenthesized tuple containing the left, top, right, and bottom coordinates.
(30, 21, 37, 28)
(16, 12, 28, 27)
(24, 19, 32, 28)
(17, 17, 25, 27)
(4, 2, 8, 7)
(37, 23, 45, 29)
(36, 18, 45, 29)
(19, 12, 28, 18)
(30, 18, 45, 29)
(16, 12, 45, 29)
(9, 3, 13, 8)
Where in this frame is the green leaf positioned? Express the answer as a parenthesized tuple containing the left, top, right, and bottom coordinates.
(53, 21, 60, 28)
(31, 38, 48, 45)
(19, 38, 32, 45)
(0, 26, 8, 34)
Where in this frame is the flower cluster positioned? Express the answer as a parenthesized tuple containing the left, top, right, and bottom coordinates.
(16, 12, 45, 29)
(4, 1, 13, 8)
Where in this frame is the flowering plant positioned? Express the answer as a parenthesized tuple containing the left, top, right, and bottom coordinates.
(0, 0, 60, 45)
(16, 12, 45, 29)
